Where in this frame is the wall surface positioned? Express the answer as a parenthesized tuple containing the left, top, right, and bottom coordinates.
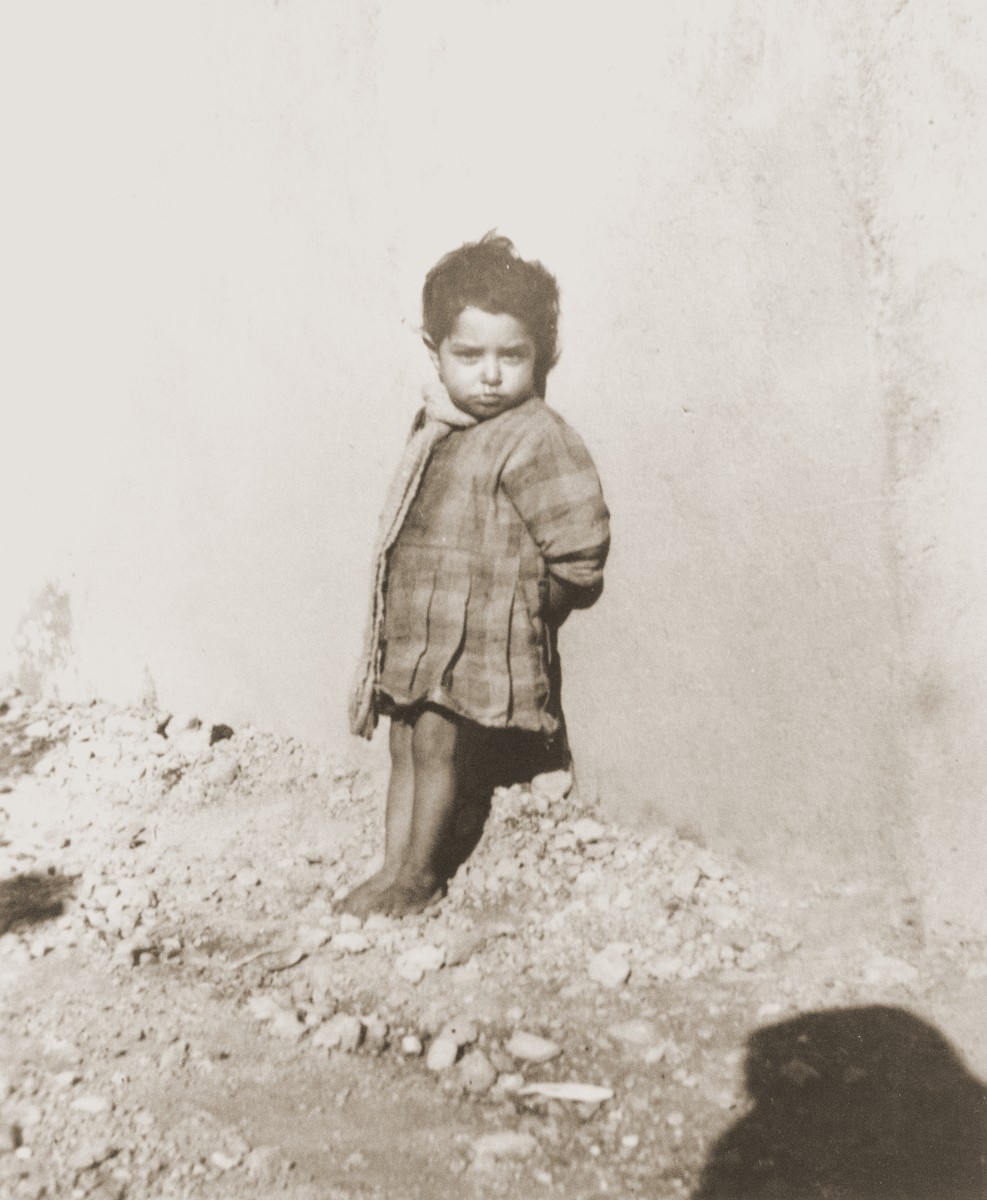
(3, 2, 985, 930)
(864, 3, 987, 934)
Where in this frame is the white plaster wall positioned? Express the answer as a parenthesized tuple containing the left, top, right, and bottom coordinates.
(864, 2, 987, 934)
(3, 1, 982, 901)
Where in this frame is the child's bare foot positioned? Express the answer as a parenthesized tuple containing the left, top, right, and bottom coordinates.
(336, 864, 401, 919)
(372, 867, 444, 918)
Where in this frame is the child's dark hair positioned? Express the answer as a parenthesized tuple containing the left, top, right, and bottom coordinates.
(422, 233, 561, 396)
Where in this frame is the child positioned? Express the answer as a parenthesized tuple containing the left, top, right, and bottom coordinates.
(343, 234, 610, 918)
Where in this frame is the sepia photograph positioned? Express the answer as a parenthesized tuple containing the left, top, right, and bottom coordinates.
(2, 2, 986, 1196)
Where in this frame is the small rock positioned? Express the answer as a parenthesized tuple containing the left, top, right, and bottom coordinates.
(210, 1151, 239, 1171)
(443, 929, 484, 967)
(245, 1145, 283, 1185)
(332, 931, 370, 955)
(471, 1131, 538, 1163)
(338, 913, 364, 934)
(530, 770, 572, 803)
(695, 849, 727, 880)
(647, 956, 683, 981)
(519, 1082, 614, 1104)
(459, 1050, 497, 1095)
(588, 951, 631, 988)
(426, 1035, 459, 1072)
(205, 758, 240, 788)
(438, 1017, 478, 1047)
(396, 943, 445, 983)
(67, 1142, 118, 1172)
(313, 1012, 364, 1052)
(70, 1095, 110, 1115)
(505, 1031, 561, 1064)
(400, 1035, 424, 1057)
(24, 719, 51, 740)
(296, 925, 331, 953)
(268, 1010, 306, 1041)
(0, 1123, 21, 1153)
(571, 817, 605, 844)
(363, 1015, 389, 1054)
(492, 1071, 524, 1095)
(246, 994, 285, 1023)
(607, 1019, 661, 1049)
(672, 864, 701, 899)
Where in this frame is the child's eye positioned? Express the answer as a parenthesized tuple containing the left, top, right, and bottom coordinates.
(455, 350, 481, 361)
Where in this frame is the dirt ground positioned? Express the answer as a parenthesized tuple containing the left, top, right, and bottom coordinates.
(1, 691, 986, 1199)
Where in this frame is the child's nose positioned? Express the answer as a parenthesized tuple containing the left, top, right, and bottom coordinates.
(481, 355, 502, 384)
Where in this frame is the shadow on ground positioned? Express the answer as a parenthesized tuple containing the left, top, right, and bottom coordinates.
(0, 871, 74, 936)
(693, 1004, 987, 1199)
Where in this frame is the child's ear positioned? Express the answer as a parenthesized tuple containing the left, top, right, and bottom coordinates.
(422, 333, 441, 370)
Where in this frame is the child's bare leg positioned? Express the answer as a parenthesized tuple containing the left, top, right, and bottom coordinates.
(374, 705, 460, 918)
(337, 718, 414, 917)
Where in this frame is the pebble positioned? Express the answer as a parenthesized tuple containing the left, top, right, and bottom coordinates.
(571, 817, 606, 844)
(268, 1010, 306, 1041)
(426, 1035, 459, 1072)
(438, 1017, 478, 1047)
(458, 1049, 497, 1094)
(395, 943, 445, 983)
(313, 1013, 364, 1052)
(505, 1031, 561, 1064)
(492, 1071, 524, 1095)
(332, 932, 371, 955)
(607, 1019, 661, 1048)
(337, 913, 364, 934)
(588, 950, 631, 988)
(246, 994, 285, 1023)
(400, 1035, 424, 1057)
(70, 1095, 110, 1115)
(671, 864, 701, 899)
(520, 1081, 614, 1104)
(647, 956, 683, 980)
(67, 1142, 117, 1172)
(205, 759, 240, 788)
(210, 1150, 239, 1171)
(531, 770, 572, 803)
(471, 1131, 538, 1163)
(244, 1145, 283, 1185)
(0, 1123, 21, 1153)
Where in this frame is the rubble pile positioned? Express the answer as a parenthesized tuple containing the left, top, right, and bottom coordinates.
(1, 687, 957, 1199)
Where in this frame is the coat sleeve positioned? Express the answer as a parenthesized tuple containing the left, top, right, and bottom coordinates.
(500, 412, 610, 592)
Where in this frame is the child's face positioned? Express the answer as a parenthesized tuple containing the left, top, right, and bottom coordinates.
(428, 307, 537, 420)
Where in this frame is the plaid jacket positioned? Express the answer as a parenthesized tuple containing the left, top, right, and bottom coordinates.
(377, 397, 610, 733)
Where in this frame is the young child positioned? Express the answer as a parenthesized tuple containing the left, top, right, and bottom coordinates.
(343, 234, 610, 918)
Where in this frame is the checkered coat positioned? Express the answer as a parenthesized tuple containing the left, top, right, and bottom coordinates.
(376, 397, 610, 733)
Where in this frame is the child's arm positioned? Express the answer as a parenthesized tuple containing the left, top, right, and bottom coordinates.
(501, 415, 610, 623)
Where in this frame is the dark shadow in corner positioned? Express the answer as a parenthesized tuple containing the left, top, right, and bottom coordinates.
(693, 1005, 987, 1200)
(436, 718, 570, 885)
(0, 871, 74, 936)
